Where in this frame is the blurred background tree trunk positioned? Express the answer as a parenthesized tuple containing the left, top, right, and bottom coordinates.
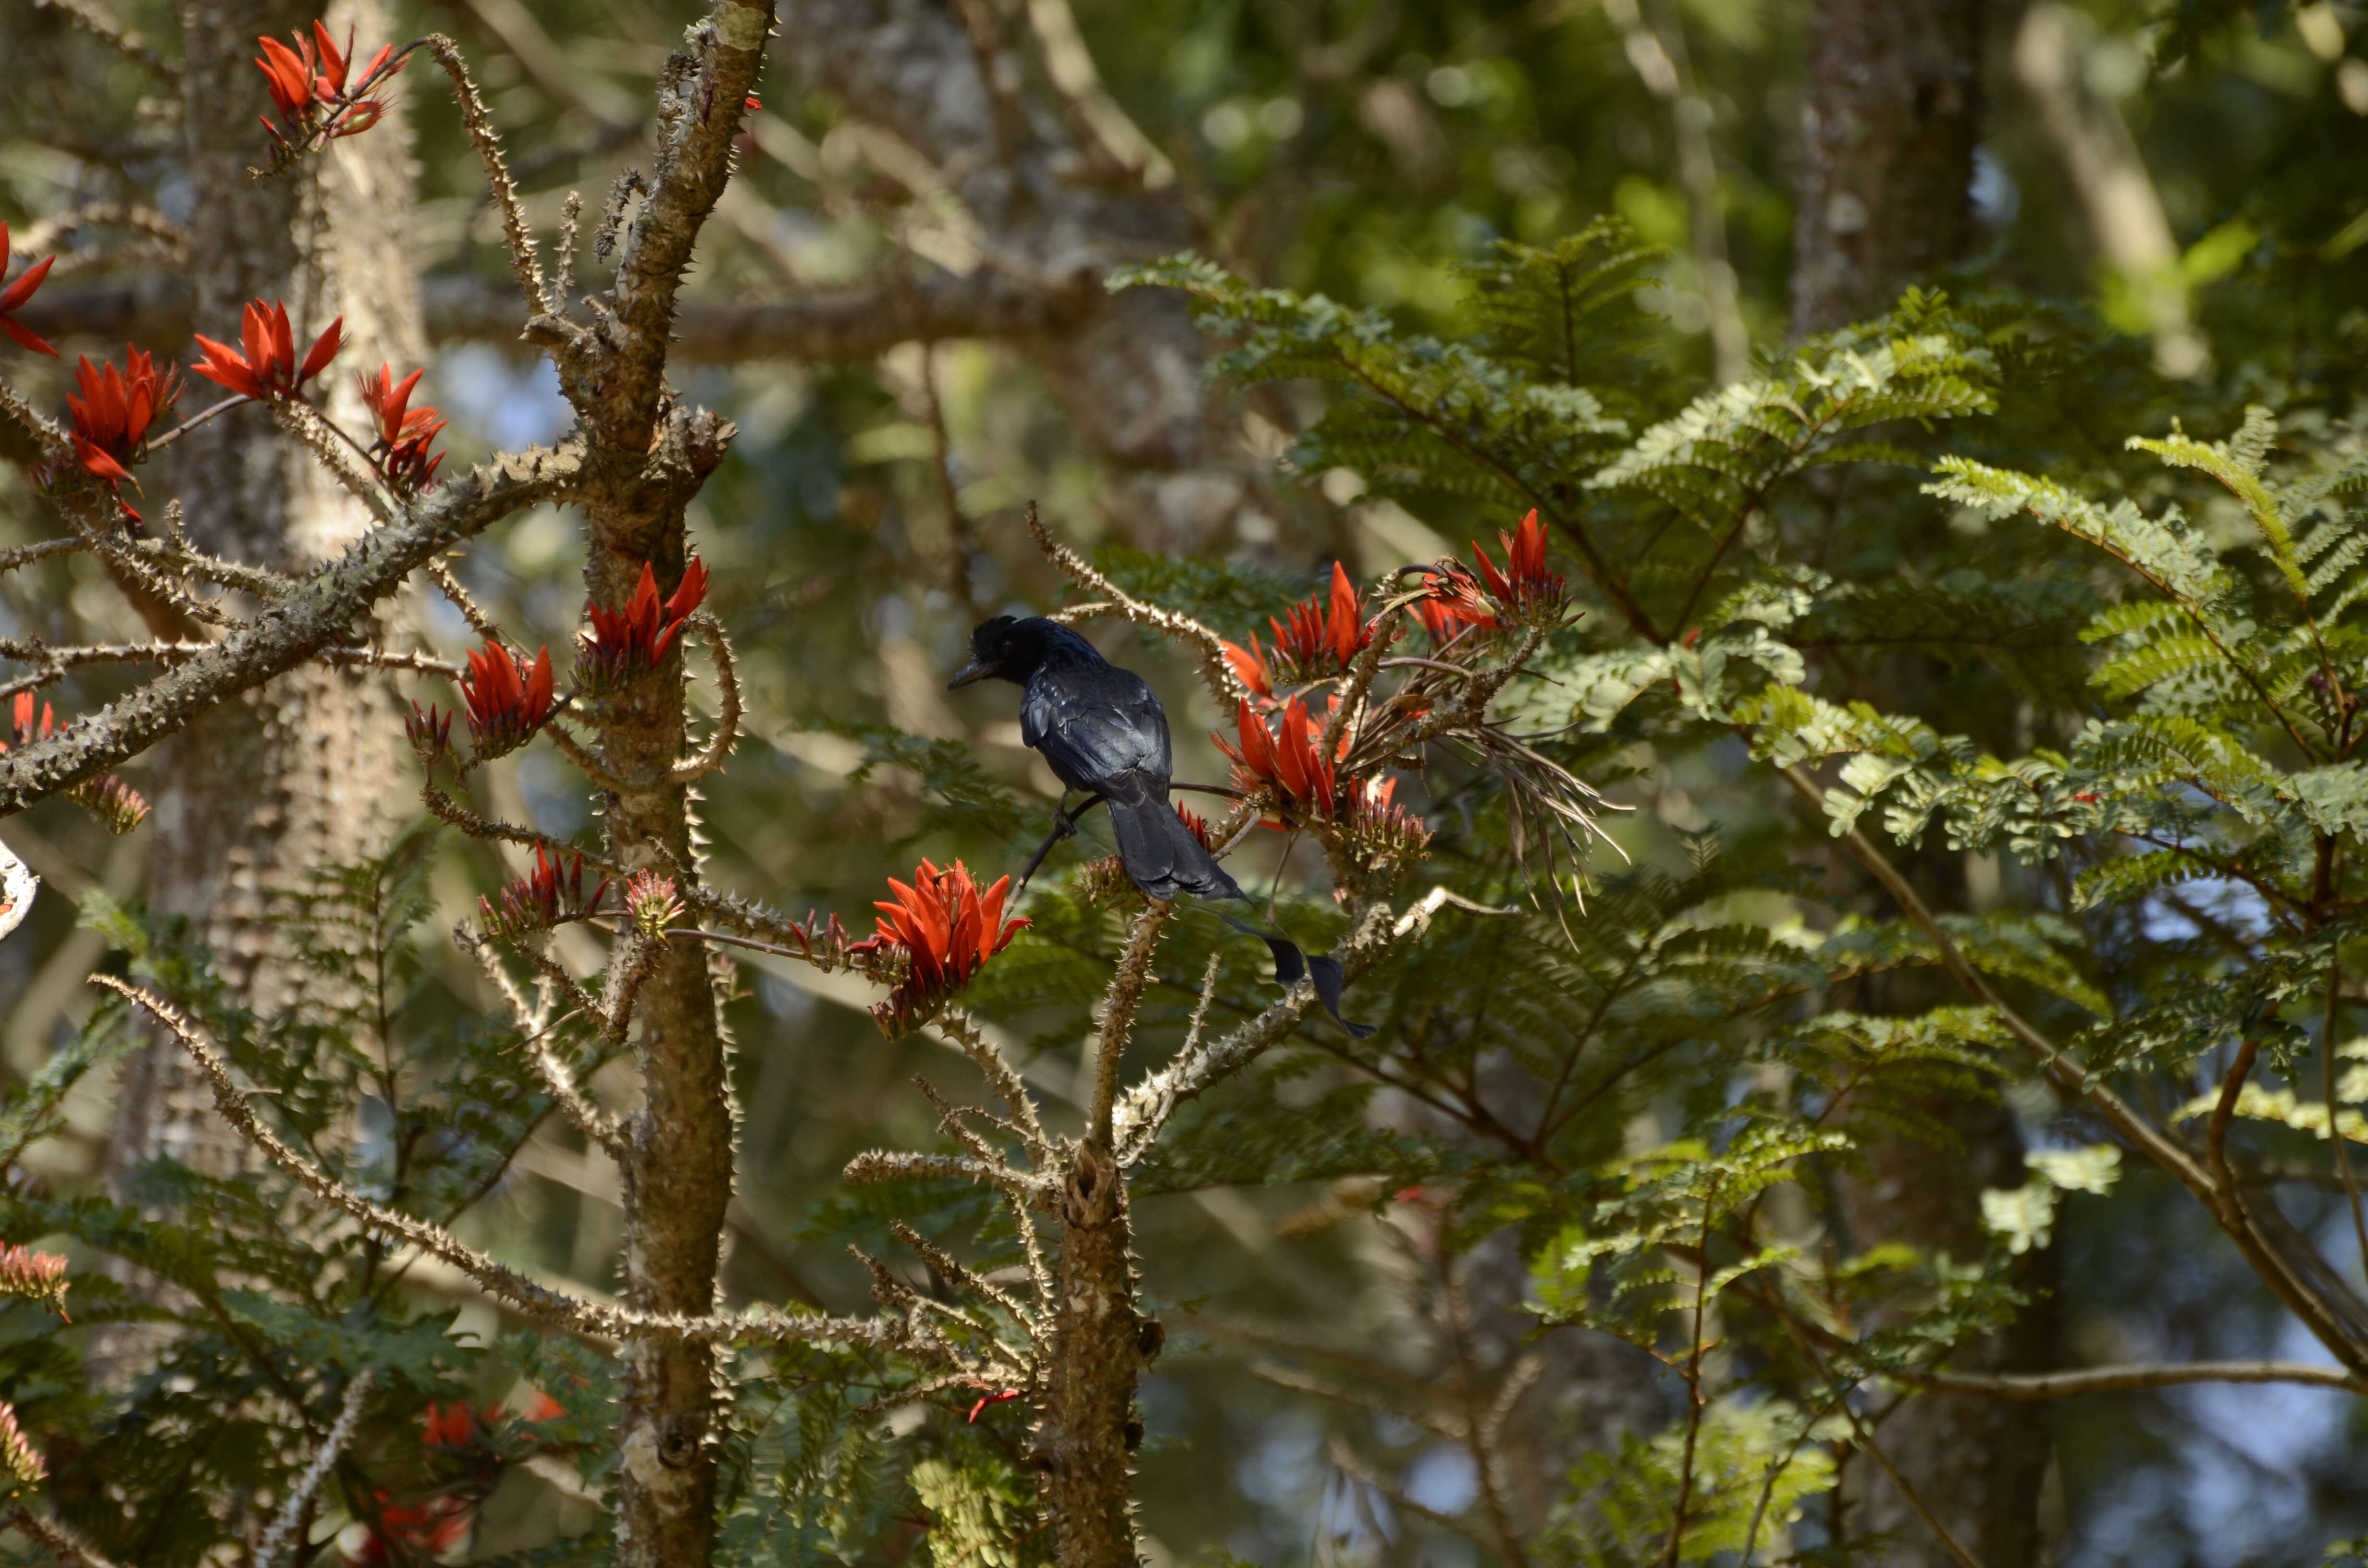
(106, 0, 419, 1179)
(1795, 3, 2056, 1564)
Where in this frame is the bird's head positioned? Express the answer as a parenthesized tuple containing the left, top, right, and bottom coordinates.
(948, 615, 1037, 689)
(949, 615, 1101, 689)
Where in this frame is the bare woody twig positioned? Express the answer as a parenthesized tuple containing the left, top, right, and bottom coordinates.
(1025, 501, 1248, 707)
(1903, 1360, 2366, 1399)
(424, 34, 554, 318)
(95, 975, 920, 1351)
(426, 558, 506, 642)
(30, 0, 177, 81)
(670, 612, 741, 781)
(460, 931, 626, 1159)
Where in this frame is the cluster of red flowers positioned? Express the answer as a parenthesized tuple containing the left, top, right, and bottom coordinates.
(256, 22, 404, 160)
(580, 559, 710, 687)
(0, 1244, 70, 1322)
(850, 859, 1029, 1033)
(1218, 696, 1431, 857)
(478, 848, 609, 939)
(458, 639, 556, 760)
(357, 364, 448, 495)
(64, 348, 181, 518)
(1223, 563, 1375, 700)
(1218, 695, 1348, 820)
(193, 298, 342, 402)
(1416, 509, 1566, 636)
(3, 694, 149, 834)
(0, 223, 57, 357)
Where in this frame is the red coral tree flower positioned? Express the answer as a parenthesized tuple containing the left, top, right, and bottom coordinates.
(851, 859, 1028, 1031)
(1223, 563, 1374, 699)
(1411, 560, 1500, 641)
(1216, 696, 1345, 820)
(579, 558, 709, 687)
(357, 363, 448, 495)
(256, 21, 400, 154)
(1344, 774, 1431, 859)
(192, 298, 342, 401)
(0, 223, 58, 357)
(458, 639, 555, 760)
(478, 847, 609, 939)
(623, 869, 685, 938)
(1467, 508, 1566, 622)
(65, 348, 182, 509)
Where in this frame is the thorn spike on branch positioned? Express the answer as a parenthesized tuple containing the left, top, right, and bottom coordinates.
(2, 695, 148, 833)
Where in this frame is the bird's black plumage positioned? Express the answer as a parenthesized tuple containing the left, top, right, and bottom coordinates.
(950, 617, 1245, 903)
(950, 615, 1372, 1037)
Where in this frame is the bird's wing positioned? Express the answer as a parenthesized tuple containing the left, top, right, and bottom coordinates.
(1022, 666, 1172, 801)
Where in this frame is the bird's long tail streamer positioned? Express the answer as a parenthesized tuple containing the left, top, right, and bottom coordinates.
(1215, 910, 1375, 1039)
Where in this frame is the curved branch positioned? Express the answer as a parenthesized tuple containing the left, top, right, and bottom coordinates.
(1024, 500, 1247, 708)
(670, 611, 741, 782)
(95, 975, 916, 1351)
(0, 439, 580, 817)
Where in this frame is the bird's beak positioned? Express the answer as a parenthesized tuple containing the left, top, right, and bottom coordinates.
(946, 660, 994, 690)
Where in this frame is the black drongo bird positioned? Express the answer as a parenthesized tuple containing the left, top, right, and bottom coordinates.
(949, 615, 1373, 1035)
(948, 615, 1245, 903)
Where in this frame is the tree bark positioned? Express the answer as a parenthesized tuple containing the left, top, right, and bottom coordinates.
(1792, 4, 2054, 1564)
(1833, 1092, 2054, 1568)
(1790, 0, 1992, 334)
(544, 6, 771, 1561)
(108, 0, 419, 1174)
(1038, 1140, 1150, 1568)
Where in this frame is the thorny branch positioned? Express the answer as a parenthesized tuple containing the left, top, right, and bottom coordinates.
(96, 976, 930, 1353)
(0, 441, 582, 817)
(253, 1370, 374, 1568)
(1026, 501, 1249, 707)
(424, 35, 555, 320)
(6, 1507, 125, 1568)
